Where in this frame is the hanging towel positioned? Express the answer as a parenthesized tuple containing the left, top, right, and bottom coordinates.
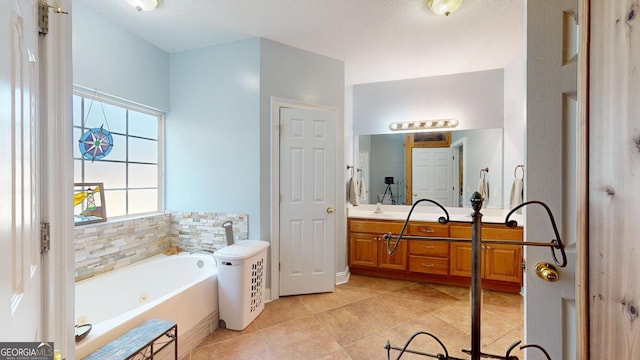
(348, 177, 359, 206)
(509, 178, 524, 211)
(358, 174, 367, 204)
(477, 178, 489, 204)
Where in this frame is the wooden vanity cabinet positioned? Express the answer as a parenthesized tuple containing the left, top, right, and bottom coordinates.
(407, 223, 449, 275)
(348, 219, 407, 271)
(449, 224, 524, 289)
(347, 217, 524, 293)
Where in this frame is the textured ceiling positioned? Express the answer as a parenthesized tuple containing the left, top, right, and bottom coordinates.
(76, 0, 525, 85)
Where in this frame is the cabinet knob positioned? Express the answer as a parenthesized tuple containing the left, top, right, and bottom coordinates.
(421, 245, 435, 249)
(421, 263, 434, 267)
(420, 229, 435, 233)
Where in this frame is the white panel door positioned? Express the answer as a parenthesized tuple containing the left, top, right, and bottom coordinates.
(0, 0, 42, 340)
(525, 0, 580, 359)
(412, 147, 453, 206)
(279, 108, 335, 296)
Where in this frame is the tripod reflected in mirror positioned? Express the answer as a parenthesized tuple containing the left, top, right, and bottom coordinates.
(380, 177, 396, 204)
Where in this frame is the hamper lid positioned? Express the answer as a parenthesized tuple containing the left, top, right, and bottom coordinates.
(214, 240, 269, 261)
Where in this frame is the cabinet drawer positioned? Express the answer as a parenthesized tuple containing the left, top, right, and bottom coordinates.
(409, 256, 449, 275)
(450, 225, 523, 241)
(408, 223, 449, 237)
(409, 240, 449, 258)
(349, 220, 403, 234)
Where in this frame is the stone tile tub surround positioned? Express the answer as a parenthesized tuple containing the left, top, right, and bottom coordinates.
(74, 211, 248, 281)
(169, 211, 248, 253)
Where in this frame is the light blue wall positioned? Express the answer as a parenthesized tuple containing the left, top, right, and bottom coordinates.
(451, 129, 504, 208)
(503, 56, 526, 207)
(166, 39, 261, 236)
(72, 3, 170, 111)
(167, 38, 345, 260)
(353, 69, 504, 134)
(259, 39, 346, 272)
(369, 134, 405, 204)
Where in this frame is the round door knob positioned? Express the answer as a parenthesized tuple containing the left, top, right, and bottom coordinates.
(535, 262, 560, 282)
(326, 207, 334, 214)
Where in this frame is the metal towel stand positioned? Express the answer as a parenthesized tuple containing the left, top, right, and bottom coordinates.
(383, 191, 567, 360)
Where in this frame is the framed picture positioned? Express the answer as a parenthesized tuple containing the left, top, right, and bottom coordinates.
(74, 183, 107, 225)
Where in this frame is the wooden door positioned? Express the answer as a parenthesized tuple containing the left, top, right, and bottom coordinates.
(279, 107, 336, 296)
(378, 238, 406, 271)
(483, 226, 523, 284)
(483, 244, 522, 283)
(349, 232, 378, 268)
(0, 0, 43, 340)
(589, 0, 640, 357)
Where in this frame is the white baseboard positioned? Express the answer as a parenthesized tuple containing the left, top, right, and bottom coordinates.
(336, 266, 351, 285)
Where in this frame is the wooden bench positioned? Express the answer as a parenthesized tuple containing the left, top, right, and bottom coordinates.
(84, 318, 177, 360)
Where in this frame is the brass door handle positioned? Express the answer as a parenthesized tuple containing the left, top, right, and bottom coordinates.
(535, 262, 559, 282)
(326, 207, 334, 214)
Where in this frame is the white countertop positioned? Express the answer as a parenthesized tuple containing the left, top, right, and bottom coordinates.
(347, 204, 524, 226)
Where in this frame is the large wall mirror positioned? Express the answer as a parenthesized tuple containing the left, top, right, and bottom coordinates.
(356, 128, 504, 209)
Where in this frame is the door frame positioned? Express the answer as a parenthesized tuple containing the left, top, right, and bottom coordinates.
(451, 136, 466, 207)
(269, 97, 337, 300)
(39, 0, 75, 356)
(575, 0, 589, 357)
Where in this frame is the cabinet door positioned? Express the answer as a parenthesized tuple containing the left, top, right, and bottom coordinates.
(449, 242, 474, 277)
(378, 237, 407, 271)
(450, 225, 523, 282)
(483, 244, 522, 283)
(349, 232, 378, 268)
(482, 226, 523, 283)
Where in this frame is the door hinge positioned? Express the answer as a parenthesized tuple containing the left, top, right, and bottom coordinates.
(521, 260, 526, 270)
(38, 1, 69, 36)
(279, 262, 281, 271)
(41, 222, 50, 254)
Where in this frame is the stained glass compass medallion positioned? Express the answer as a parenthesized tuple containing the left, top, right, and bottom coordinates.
(79, 91, 114, 162)
(79, 124, 113, 162)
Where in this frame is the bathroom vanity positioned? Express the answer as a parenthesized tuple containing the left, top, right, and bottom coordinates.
(347, 205, 524, 293)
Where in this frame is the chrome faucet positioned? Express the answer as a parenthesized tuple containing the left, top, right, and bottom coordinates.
(222, 220, 234, 246)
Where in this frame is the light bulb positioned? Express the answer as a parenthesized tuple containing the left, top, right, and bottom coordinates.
(428, 0, 464, 16)
(126, 0, 159, 12)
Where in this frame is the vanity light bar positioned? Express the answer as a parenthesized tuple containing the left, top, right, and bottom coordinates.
(389, 119, 459, 131)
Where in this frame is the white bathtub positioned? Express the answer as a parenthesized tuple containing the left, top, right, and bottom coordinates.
(75, 253, 218, 359)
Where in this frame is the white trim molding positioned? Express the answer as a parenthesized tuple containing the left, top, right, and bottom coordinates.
(40, 0, 75, 357)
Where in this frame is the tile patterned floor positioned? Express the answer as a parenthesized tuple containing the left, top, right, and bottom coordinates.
(182, 275, 524, 360)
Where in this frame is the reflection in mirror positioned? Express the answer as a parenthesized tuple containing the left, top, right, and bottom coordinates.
(356, 128, 503, 208)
